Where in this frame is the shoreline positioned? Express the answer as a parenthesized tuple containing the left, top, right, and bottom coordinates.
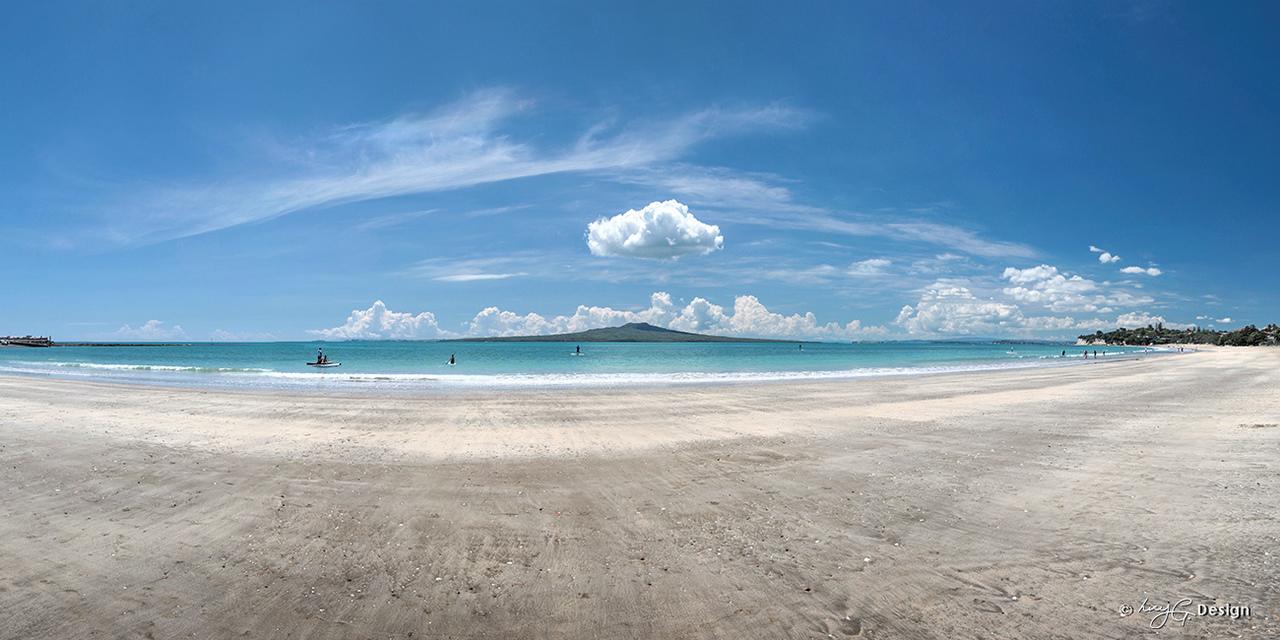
(0, 347, 1173, 394)
(0, 348, 1210, 462)
(2, 347, 1276, 638)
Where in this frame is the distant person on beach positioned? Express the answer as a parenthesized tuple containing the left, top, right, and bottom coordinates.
(1061, 350, 1066, 357)
(1093, 350, 1097, 358)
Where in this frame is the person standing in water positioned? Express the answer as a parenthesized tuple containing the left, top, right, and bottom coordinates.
(576, 345, 581, 355)
(448, 353, 456, 365)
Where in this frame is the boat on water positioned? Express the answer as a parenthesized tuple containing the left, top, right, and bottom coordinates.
(308, 347, 339, 367)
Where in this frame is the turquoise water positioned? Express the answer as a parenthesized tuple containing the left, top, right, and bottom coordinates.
(0, 341, 1162, 391)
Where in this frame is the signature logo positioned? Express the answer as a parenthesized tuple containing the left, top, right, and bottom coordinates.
(1119, 598, 1251, 629)
(1118, 598, 1193, 629)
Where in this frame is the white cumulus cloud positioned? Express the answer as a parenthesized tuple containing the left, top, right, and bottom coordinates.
(1113, 312, 1170, 327)
(1120, 266, 1162, 276)
(310, 300, 451, 339)
(1000, 263, 1154, 313)
(1089, 245, 1121, 263)
(895, 285, 1023, 335)
(894, 287, 1192, 335)
(662, 295, 878, 338)
(465, 293, 678, 337)
(888, 254, 1190, 336)
(312, 292, 881, 340)
(586, 200, 723, 260)
(1001, 265, 1104, 312)
(115, 320, 189, 341)
(1073, 312, 1189, 331)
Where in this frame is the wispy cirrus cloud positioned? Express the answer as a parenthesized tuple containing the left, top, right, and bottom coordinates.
(848, 258, 892, 276)
(399, 254, 539, 283)
(93, 89, 807, 245)
(353, 209, 438, 231)
(621, 165, 1037, 259)
(433, 273, 527, 282)
(86, 89, 1034, 263)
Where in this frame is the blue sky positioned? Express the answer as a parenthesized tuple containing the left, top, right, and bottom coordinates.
(2, 1, 1276, 341)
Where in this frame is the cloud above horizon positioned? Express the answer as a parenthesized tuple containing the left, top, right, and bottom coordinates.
(66, 89, 1047, 272)
(95, 90, 804, 245)
(115, 319, 189, 341)
(1089, 245, 1122, 264)
(634, 166, 1038, 259)
(210, 329, 278, 341)
(895, 285, 1022, 335)
(1196, 315, 1233, 324)
(311, 292, 885, 340)
(1000, 264, 1151, 313)
(310, 300, 446, 340)
(892, 258, 1181, 336)
(586, 200, 723, 260)
(848, 258, 891, 276)
(894, 283, 1184, 336)
(1120, 265, 1163, 276)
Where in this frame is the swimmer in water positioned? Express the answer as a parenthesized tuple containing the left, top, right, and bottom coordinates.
(448, 353, 456, 365)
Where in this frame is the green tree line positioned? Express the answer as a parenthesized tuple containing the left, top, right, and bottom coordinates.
(1079, 324, 1279, 346)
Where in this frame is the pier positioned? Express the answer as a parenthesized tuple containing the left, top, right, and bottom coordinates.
(0, 335, 53, 347)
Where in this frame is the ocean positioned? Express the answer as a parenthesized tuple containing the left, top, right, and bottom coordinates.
(0, 340, 1163, 392)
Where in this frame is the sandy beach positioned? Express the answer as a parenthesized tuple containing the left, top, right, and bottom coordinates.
(1, 348, 1276, 639)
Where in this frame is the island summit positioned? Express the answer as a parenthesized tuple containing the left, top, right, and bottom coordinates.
(448, 322, 796, 343)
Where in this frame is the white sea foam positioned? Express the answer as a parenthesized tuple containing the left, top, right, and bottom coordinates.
(9, 361, 274, 373)
(0, 351, 1167, 392)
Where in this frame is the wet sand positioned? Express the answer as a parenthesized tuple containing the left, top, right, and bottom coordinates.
(1, 348, 1277, 639)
